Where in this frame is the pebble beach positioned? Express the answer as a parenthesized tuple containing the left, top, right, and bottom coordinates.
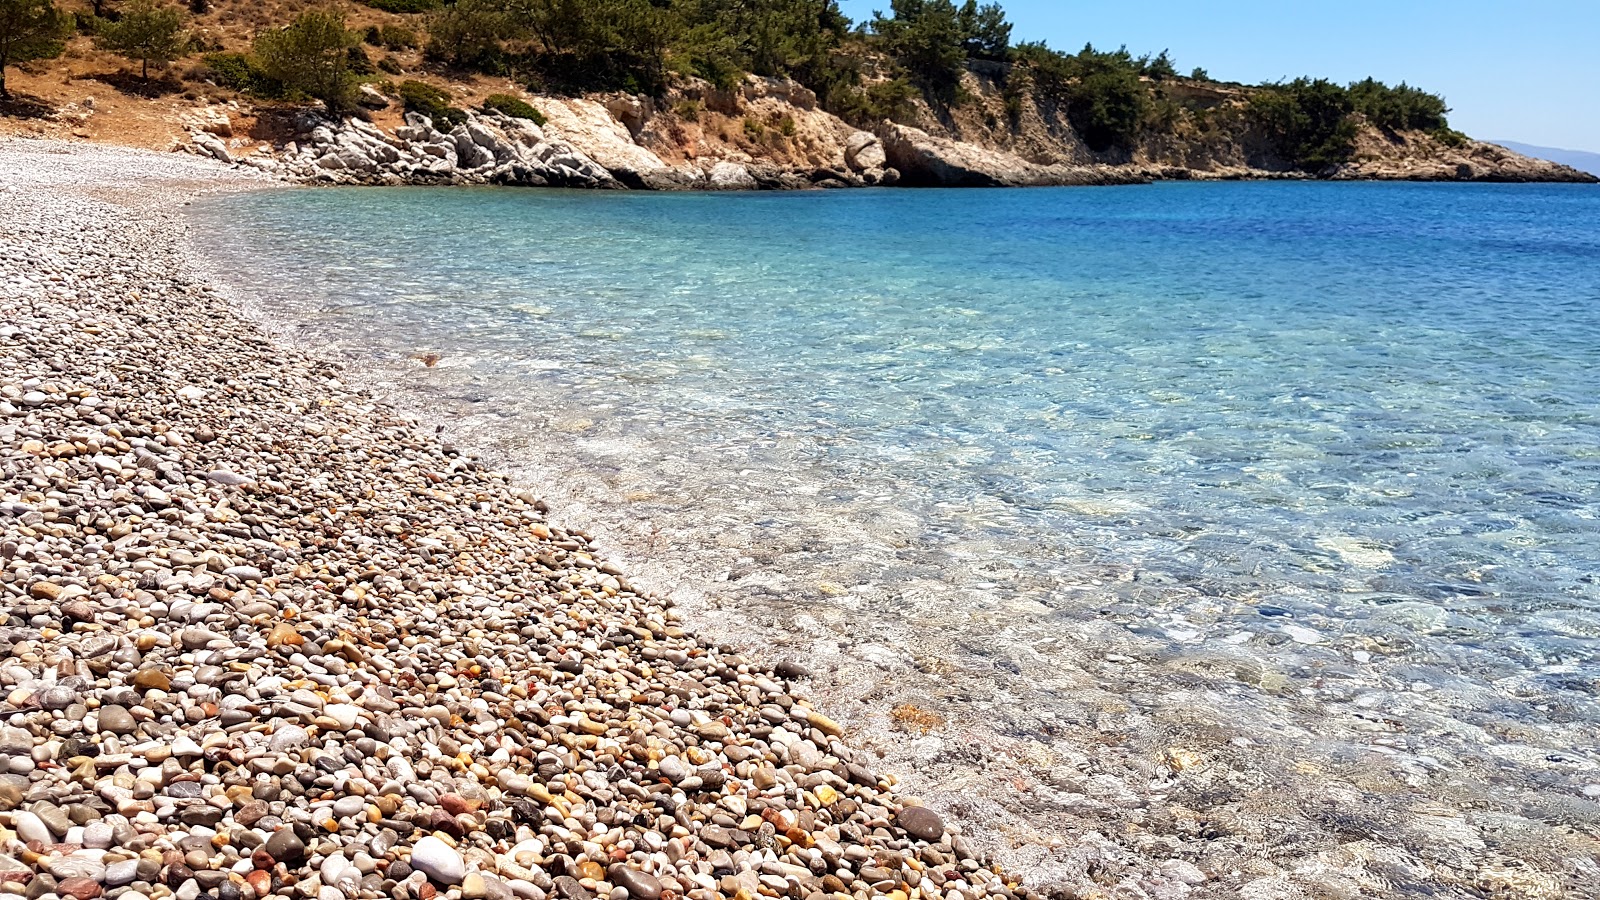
(0, 141, 1036, 900)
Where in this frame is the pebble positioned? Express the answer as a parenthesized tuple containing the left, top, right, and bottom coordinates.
(409, 836, 464, 885)
(13, 811, 52, 844)
(95, 705, 136, 735)
(0, 142, 1038, 900)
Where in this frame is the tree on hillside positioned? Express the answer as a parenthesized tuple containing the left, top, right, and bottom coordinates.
(1251, 77, 1356, 171)
(425, 0, 516, 72)
(95, 0, 191, 82)
(253, 9, 359, 114)
(871, 0, 967, 104)
(1142, 48, 1176, 80)
(956, 0, 1008, 61)
(513, 0, 673, 94)
(1347, 77, 1449, 133)
(0, 0, 67, 100)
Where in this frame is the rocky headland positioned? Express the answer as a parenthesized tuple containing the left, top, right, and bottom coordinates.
(0, 140, 1042, 900)
(175, 75, 1596, 190)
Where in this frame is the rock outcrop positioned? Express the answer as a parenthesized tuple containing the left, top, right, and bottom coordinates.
(1334, 135, 1599, 183)
(255, 111, 623, 188)
(880, 124, 1149, 187)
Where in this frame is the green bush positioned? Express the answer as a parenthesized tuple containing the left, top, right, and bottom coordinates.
(362, 0, 439, 12)
(397, 79, 467, 129)
(200, 50, 282, 96)
(377, 54, 403, 75)
(482, 92, 544, 124)
(673, 98, 701, 121)
(253, 9, 360, 113)
(424, 0, 511, 72)
(827, 74, 920, 128)
(375, 23, 416, 50)
(1251, 78, 1357, 172)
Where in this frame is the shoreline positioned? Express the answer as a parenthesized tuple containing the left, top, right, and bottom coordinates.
(8, 139, 1595, 900)
(0, 140, 1043, 900)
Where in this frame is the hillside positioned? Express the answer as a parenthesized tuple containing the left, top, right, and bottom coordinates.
(0, 0, 1593, 187)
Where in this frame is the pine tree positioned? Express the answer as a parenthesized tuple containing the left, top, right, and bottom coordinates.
(0, 0, 67, 99)
(95, 0, 191, 82)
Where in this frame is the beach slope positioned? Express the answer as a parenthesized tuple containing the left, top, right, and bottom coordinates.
(0, 140, 1024, 900)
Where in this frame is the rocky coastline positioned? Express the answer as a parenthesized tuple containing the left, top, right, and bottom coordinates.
(170, 78, 1596, 191)
(0, 140, 1040, 900)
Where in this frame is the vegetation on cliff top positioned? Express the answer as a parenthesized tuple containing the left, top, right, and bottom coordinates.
(0, 0, 1464, 172)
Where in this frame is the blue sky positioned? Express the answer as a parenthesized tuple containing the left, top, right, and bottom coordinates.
(837, 1, 1600, 152)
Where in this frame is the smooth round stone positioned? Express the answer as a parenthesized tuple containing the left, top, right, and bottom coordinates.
(895, 806, 945, 842)
(607, 866, 662, 900)
(96, 705, 136, 736)
(264, 826, 306, 862)
(14, 810, 52, 844)
(104, 859, 141, 887)
(80, 819, 112, 845)
(59, 876, 104, 900)
(408, 836, 464, 885)
(269, 725, 309, 752)
(332, 796, 365, 819)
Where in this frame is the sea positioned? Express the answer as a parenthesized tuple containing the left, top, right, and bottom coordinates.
(189, 181, 1600, 895)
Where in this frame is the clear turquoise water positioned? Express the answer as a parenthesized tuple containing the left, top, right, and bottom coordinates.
(192, 182, 1600, 881)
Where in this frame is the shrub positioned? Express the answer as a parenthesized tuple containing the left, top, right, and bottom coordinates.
(482, 91, 543, 124)
(376, 54, 401, 74)
(673, 98, 701, 121)
(253, 9, 359, 113)
(1189, 66, 1209, 81)
(424, 0, 511, 72)
(778, 113, 796, 136)
(375, 22, 415, 50)
(1251, 78, 1357, 172)
(0, 0, 70, 99)
(742, 115, 764, 139)
(397, 78, 466, 129)
(362, 0, 438, 12)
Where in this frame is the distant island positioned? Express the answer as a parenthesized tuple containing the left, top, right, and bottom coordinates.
(1491, 141, 1600, 177)
(2, 0, 1595, 187)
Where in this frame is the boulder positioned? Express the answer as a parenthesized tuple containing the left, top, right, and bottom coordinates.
(707, 161, 758, 191)
(536, 97, 670, 187)
(844, 132, 886, 172)
(881, 124, 1146, 188)
(191, 133, 232, 165)
(358, 84, 390, 110)
(195, 107, 231, 138)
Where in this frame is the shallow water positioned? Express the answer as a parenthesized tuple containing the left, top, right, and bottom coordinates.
(192, 182, 1600, 893)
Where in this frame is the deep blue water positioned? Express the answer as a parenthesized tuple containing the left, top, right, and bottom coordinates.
(191, 181, 1600, 859)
